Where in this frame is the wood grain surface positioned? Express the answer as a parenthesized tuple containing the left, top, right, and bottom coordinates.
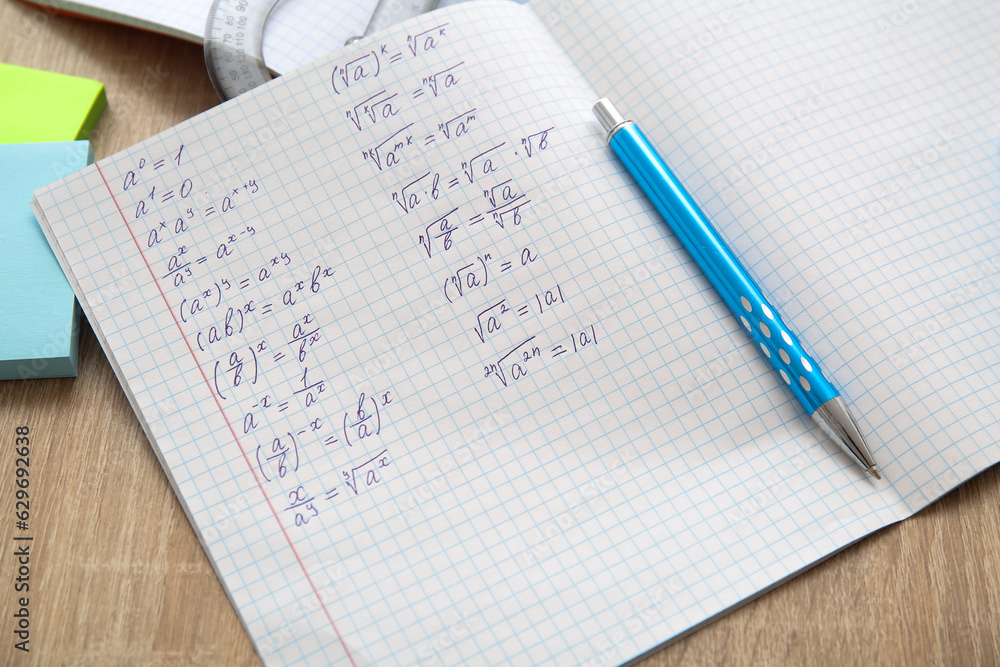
(1, 1, 998, 664)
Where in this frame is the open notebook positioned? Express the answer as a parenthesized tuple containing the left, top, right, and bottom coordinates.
(32, 0, 1000, 663)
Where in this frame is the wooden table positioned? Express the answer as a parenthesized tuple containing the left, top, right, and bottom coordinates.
(1, 1, 998, 663)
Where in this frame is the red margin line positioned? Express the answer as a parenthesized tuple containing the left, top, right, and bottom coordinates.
(95, 161, 357, 666)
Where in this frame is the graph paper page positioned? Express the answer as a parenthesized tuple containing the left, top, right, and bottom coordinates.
(542, 0, 1000, 513)
(30, 1, 950, 665)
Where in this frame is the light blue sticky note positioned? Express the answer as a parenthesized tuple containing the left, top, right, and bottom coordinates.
(0, 141, 93, 380)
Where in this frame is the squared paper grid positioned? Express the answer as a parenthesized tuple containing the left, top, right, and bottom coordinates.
(543, 0, 1000, 505)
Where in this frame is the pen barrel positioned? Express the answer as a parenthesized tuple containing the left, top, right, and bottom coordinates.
(609, 123, 838, 413)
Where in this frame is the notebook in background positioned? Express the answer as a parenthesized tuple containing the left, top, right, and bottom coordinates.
(30, 0, 1000, 664)
(19, 0, 379, 75)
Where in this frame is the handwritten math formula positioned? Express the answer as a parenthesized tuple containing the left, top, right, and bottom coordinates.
(95, 16, 605, 536)
(325, 22, 603, 394)
(101, 131, 399, 533)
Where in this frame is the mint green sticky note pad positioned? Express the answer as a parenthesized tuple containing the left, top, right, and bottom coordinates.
(0, 141, 93, 380)
(0, 63, 107, 143)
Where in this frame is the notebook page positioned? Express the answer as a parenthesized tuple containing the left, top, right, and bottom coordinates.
(35, 1, 904, 665)
(543, 0, 1000, 512)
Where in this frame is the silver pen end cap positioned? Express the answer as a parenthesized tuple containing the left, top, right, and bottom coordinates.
(592, 98, 629, 140)
(812, 397, 881, 479)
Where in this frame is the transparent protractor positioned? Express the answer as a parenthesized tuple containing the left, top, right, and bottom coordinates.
(205, 0, 442, 102)
(204, 0, 280, 102)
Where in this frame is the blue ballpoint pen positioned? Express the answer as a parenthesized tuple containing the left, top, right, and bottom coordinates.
(593, 99, 880, 479)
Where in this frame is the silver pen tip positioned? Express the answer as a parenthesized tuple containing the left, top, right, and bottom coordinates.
(811, 396, 881, 480)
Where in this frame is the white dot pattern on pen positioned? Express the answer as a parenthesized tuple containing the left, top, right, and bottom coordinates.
(741, 295, 818, 398)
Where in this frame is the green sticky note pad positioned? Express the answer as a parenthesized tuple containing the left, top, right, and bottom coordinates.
(0, 141, 94, 379)
(0, 63, 107, 143)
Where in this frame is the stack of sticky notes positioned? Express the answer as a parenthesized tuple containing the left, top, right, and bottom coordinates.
(0, 63, 107, 143)
(0, 64, 107, 380)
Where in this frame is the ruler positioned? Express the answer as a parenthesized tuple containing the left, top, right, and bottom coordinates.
(204, 0, 439, 102)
